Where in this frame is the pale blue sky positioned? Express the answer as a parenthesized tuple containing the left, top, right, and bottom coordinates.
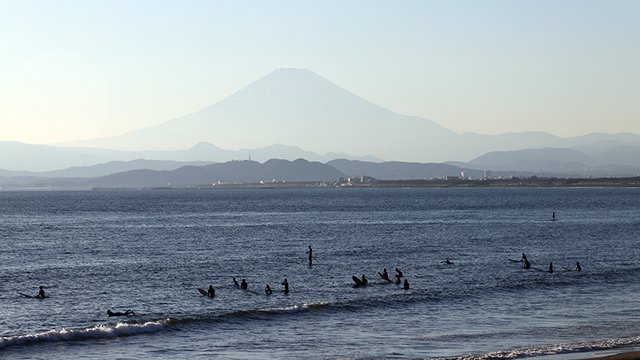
(0, 0, 638, 145)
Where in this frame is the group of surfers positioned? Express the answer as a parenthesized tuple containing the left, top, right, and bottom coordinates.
(38, 247, 583, 315)
(519, 253, 581, 272)
(372, 267, 410, 290)
(225, 276, 289, 296)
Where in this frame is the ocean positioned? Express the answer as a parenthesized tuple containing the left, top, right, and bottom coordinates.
(0, 187, 639, 359)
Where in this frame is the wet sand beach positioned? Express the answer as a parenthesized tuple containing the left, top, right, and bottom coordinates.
(586, 351, 640, 360)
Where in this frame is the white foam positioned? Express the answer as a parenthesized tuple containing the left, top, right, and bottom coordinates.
(434, 335, 640, 360)
(0, 320, 168, 349)
(256, 301, 330, 313)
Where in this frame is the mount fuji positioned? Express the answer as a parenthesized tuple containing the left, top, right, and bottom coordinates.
(66, 68, 640, 163)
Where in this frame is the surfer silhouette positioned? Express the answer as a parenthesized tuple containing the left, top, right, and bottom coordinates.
(521, 253, 527, 262)
(441, 259, 454, 265)
(547, 262, 554, 273)
(361, 274, 368, 286)
(523, 258, 531, 269)
(282, 278, 289, 294)
(378, 268, 390, 281)
(394, 268, 403, 284)
(207, 285, 215, 298)
(307, 245, 313, 266)
(265, 284, 273, 295)
(575, 262, 582, 272)
(37, 286, 46, 299)
(403, 279, 410, 290)
(107, 309, 136, 317)
(552, 212, 556, 221)
(241, 279, 248, 290)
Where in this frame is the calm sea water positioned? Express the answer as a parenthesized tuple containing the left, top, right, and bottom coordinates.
(0, 187, 639, 359)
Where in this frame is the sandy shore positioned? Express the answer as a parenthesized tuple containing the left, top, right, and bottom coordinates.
(585, 351, 640, 360)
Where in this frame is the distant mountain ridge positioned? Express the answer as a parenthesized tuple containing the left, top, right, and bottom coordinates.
(0, 158, 480, 189)
(466, 147, 640, 177)
(75, 159, 345, 188)
(0, 141, 379, 172)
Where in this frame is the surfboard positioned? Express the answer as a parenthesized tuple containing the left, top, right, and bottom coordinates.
(17, 292, 46, 299)
(197, 288, 208, 296)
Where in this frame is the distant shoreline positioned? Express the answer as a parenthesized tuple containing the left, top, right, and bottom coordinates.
(369, 176, 640, 188)
(84, 175, 640, 191)
(2, 176, 639, 191)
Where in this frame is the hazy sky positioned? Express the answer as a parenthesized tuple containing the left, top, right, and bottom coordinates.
(1, 0, 638, 145)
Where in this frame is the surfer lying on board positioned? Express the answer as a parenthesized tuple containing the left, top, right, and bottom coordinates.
(378, 268, 390, 281)
(441, 259, 454, 265)
(107, 309, 136, 317)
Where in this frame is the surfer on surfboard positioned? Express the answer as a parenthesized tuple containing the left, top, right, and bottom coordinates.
(282, 278, 289, 294)
(378, 268, 390, 282)
(394, 268, 403, 284)
(37, 286, 46, 299)
(403, 279, 410, 290)
(352, 275, 368, 287)
(240, 279, 248, 290)
(107, 309, 136, 317)
(207, 285, 215, 298)
(562, 262, 582, 272)
(17, 286, 48, 299)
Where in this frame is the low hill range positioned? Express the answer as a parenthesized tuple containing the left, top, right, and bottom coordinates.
(466, 146, 640, 177)
(0, 141, 380, 173)
(0, 158, 489, 189)
(1, 153, 639, 190)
